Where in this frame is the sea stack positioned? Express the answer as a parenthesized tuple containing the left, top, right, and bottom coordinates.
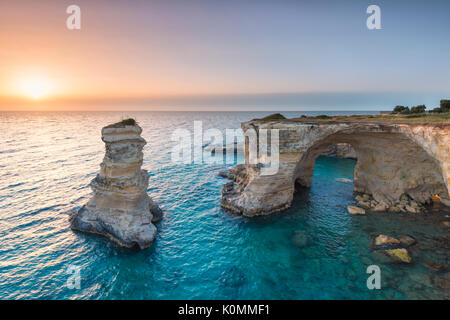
(70, 119, 162, 249)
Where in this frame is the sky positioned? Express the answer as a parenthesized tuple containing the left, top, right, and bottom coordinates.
(1, 0, 450, 111)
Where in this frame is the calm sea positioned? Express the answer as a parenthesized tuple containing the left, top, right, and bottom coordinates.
(0, 111, 448, 299)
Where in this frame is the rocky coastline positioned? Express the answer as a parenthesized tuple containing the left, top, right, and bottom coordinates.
(221, 119, 450, 217)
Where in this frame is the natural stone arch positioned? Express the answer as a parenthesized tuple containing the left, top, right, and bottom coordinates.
(221, 120, 450, 217)
(293, 130, 447, 205)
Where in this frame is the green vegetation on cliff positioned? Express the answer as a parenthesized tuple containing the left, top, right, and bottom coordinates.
(261, 113, 286, 120)
(121, 118, 137, 126)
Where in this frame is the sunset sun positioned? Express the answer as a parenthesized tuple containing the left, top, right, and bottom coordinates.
(20, 77, 52, 100)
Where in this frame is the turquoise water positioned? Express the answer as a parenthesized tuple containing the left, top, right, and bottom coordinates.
(0, 111, 448, 300)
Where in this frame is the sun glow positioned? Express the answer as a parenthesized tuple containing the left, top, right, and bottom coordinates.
(19, 77, 52, 100)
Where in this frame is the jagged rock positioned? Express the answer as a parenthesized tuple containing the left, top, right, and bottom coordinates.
(405, 205, 420, 214)
(389, 206, 402, 213)
(70, 120, 162, 249)
(434, 273, 450, 289)
(408, 273, 433, 288)
(291, 230, 309, 248)
(207, 141, 244, 155)
(381, 248, 413, 264)
(358, 200, 371, 208)
(150, 199, 163, 223)
(422, 261, 447, 272)
(218, 170, 234, 180)
(410, 200, 419, 208)
(322, 143, 357, 159)
(347, 206, 365, 215)
(399, 235, 417, 247)
(371, 250, 394, 264)
(374, 234, 400, 246)
(373, 202, 389, 212)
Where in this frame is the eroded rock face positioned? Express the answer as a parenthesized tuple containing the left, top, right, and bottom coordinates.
(322, 143, 357, 159)
(70, 121, 162, 249)
(221, 120, 449, 216)
(347, 206, 366, 215)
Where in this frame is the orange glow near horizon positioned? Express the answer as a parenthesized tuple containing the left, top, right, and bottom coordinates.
(1, 1, 449, 111)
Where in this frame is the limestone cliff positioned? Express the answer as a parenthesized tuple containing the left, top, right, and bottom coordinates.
(322, 143, 357, 159)
(221, 119, 450, 217)
(70, 120, 162, 249)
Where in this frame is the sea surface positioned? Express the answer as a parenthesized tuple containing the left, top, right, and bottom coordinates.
(0, 111, 448, 300)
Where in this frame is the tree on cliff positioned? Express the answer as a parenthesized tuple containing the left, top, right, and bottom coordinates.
(410, 105, 426, 114)
(441, 100, 450, 112)
(392, 106, 411, 114)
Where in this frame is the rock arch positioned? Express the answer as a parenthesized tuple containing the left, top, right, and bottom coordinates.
(221, 120, 450, 217)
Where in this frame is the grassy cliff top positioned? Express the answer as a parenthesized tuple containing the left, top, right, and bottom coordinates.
(255, 113, 450, 125)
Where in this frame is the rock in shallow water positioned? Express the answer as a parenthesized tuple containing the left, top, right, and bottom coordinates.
(291, 230, 309, 248)
(373, 202, 389, 212)
(381, 248, 413, 264)
(335, 178, 352, 184)
(374, 234, 400, 247)
(69, 120, 163, 249)
(399, 235, 417, 247)
(422, 261, 447, 272)
(347, 206, 365, 215)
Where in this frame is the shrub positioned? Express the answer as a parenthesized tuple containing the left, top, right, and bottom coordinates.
(121, 118, 137, 125)
(429, 107, 443, 113)
(440, 100, 450, 112)
(405, 114, 424, 118)
(392, 105, 408, 114)
(315, 115, 332, 119)
(410, 105, 426, 114)
(400, 107, 411, 115)
(261, 113, 286, 120)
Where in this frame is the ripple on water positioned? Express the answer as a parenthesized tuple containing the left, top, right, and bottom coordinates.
(0, 111, 448, 300)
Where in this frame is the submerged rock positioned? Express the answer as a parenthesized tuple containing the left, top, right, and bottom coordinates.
(399, 235, 417, 247)
(347, 206, 365, 215)
(70, 120, 162, 249)
(422, 261, 447, 273)
(335, 178, 352, 184)
(374, 234, 400, 247)
(434, 273, 450, 290)
(291, 230, 309, 248)
(381, 248, 413, 264)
